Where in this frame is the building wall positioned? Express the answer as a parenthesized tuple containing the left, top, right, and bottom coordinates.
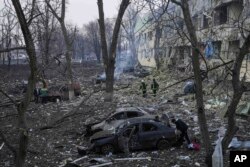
(137, 0, 250, 81)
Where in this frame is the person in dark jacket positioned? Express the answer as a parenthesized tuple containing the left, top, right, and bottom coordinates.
(33, 85, 40, 103)
(139, 80, 147, 98)
(171, 118, 191, 147)
(151, 78, 159, 97)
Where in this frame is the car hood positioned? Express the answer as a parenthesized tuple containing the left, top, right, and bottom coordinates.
(90, 130, 115, 141)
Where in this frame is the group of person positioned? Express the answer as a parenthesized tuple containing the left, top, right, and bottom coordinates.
(139, 78, 195, 149)
(139, 78, 159, 97)
(33, 84, 48, 103)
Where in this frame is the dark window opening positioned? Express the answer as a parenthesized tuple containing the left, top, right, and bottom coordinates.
(113, 112, 126, 120)
(148, 31, 153, 40)
(122, 125, 139, 137)
(127, 111, 139, 118)
(142, 123, 157, 132)
(203, 15, 209, 29)
(214, 5, 228, 25)
(192, 15, 199, 30)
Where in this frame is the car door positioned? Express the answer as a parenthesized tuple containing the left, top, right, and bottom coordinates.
(118, 124, 140, 151)
(138, 122, 159, 148)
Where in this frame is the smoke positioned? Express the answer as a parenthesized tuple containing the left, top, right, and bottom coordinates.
(99, 50, 134, 80)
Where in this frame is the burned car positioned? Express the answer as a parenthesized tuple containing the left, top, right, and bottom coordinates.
(87, 118, 178, 154)
(85, 107, 156, 137)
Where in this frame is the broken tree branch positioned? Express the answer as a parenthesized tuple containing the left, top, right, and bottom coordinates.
(40, 89, 101, 130)
(0, 89, 18, 106)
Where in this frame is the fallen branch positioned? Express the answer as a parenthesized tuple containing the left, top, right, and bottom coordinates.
(0, 130, 16, 155)
(161, 60, 234, 91)
(114, 83, 131, 91)
(89, 162, 113, 167)
(0, 142, 4, 150)
(0, 89, 18, 106)
(40, 89, 100, 130)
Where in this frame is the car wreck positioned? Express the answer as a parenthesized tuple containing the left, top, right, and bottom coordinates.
(85, 107, 157, 137)
(83, 118, 178, 154)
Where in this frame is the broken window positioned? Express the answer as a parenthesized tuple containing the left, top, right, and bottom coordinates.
(212, 41, 222, 59)
(192, 15, 199, 30)
(203, 15, 209, 29)
(148, 31, 153, 41)
(112, 112, 126, 120)
(214, 5, 228, 25)
(142, 123, 157, 132)
(228, 40, 240, 59)
(127, 111, 139, 118)
(122, 125, 139, 137)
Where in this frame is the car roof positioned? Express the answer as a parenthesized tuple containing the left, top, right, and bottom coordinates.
(120, 117, 157, 126)
(116, 107, 139, 112)
(115, 107, 148, 114)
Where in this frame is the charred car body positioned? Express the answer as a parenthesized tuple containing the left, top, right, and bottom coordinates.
(85, 107, 156, 137)
(88, 118, 178, 154)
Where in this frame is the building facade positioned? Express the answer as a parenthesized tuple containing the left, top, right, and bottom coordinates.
(137, 0, 250, 80)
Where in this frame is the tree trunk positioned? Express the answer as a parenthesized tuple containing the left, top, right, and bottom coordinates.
(61, 22, 73, 84)
(15, 106, 28, 167)
(129, 36, 138, 66)
(171, 0, 213, 165)
(105, 61, 115, 101)
(11, 0, 38, 166)
(8, 53, 11, 68)
(222, 35, 250, 151)
(97, 0, 130, 102)
(154, 25, 161, 69)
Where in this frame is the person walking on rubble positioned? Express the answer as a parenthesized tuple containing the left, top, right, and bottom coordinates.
(171, 118, 192, 148)
(151, 78, 159, 97)
(139, 80, 147, 98)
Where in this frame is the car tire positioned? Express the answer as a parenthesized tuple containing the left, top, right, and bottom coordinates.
(101, 144, 114, 154)
(157, 139, 170, 150)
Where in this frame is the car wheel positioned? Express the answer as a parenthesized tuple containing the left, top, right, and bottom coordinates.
(101, 144, 114, 154)
(157, 139, 170, 150)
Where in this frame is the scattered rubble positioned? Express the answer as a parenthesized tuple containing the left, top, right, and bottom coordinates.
(1, 63, 249, 167)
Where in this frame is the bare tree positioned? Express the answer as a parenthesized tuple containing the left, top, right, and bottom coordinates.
(46, 0, 74, 84)
(36, 2, 57, 66)
(84, 21, 101, 62)
(97, 0, 130, 101)
(72, 28, 85, 61)
(165, 0, 250, 165)
(1, 1, 39, 167)
(122, 4, 143, 67)
(170, 0, 213, 165)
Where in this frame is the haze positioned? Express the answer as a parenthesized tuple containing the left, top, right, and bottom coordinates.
(66, 0, 120, 27)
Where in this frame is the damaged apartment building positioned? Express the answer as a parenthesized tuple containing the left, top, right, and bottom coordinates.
(137, 0, 250, 80)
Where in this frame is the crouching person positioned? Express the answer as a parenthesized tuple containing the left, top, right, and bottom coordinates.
(171, 118, 192, 149)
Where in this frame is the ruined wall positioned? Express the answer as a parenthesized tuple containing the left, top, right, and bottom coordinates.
(136, 0, 250, 78)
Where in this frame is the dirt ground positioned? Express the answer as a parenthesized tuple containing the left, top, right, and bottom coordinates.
(0, 62, 249, 167)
